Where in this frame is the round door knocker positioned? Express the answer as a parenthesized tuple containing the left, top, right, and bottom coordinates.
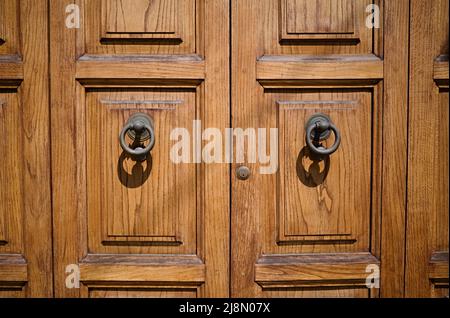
(305, 113, 341, 157)
(119, 113, 155, 161)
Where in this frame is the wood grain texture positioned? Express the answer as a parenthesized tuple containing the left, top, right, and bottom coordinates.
(0, 55, 23, 82)
(0, 0, 52, 298)
(277, 93, 372, 246)
(433, 55, 449, 88)
(104, 0, 178, 34)
(379, 0, 410, 298)
(85, 0, 195, 53)
(255, 253, 380, 288)
(279, 0, 373, 43)
(406, 0, 449, 298)
(232, 0, 404, 298)
(257, 55, 383, 82)
(89, 288, 196, 298)
(0, 0, 19, 55)
(51, 0, 230, 298)
(80, 254, 205, 284)
(285, 0, 355, 34)
(76, 55, 205, 81)
(86, 90, 196, 249)
(0, 254, 27, 283)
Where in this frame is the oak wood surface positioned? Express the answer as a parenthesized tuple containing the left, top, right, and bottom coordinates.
(50, 0, 229, 298)
(232, 0, 408, 298)
(0, 0, 52, 298)
(406, 0, 449, 298)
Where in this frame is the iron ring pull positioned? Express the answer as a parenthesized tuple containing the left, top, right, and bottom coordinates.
(119, 113, 155, 161)
(305, 114, 341, 157)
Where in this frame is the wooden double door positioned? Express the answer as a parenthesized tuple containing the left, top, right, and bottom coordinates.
(0, 0, 448, 298)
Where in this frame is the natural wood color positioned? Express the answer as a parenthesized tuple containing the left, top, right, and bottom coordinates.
(433, 55, 449, 88)
(277, 94, 372, 246)
(379, 0, 410, 298)
(279, 0, 372, 43)
(232, 0, 406, 298)
(104, 0, 178, 35)
(285, 0, 355, 34)
(255, 253, 380, 288)
(257, 55, 383, 82)
(80, 255, 205, 284)
(89, 288, 197, 298)
(76, 55, 205, 81)
(85, 0, 195, 53)
(51, 0, 229, 298)
(406, 0, 449, 298)
(0, 255, 27, 283)
(428, 252, 449, 282)
(0, 0, 53, 297)
(0, 0, 19, 55)
(0, 55, 23, 81)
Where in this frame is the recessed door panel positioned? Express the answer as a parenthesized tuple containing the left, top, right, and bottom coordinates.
(232, 0, 408, 298)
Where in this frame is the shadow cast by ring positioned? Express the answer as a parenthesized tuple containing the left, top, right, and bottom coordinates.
(117, 151, 153, 188)
(296, 146, 330, 188)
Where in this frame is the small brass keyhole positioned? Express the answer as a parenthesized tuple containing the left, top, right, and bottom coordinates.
(236, 166, 251, 180)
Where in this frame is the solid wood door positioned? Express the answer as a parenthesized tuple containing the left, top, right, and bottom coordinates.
(50, 0, 229, 298)
(231, 0, 410, 297)
(406, 0, 449, 298)
(0, 0, 53, 297)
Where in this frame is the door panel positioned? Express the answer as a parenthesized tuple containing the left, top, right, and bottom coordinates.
(232, 0, 409, 297)
(0, 0, 52, 297)
(406, 0, 449, 298)
(50, 0, 229, 298)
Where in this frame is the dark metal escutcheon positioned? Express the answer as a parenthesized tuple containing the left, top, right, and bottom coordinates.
(305, 113, 341, 157)
(236, 166, 251, 181)
(119, 113, 155, 161)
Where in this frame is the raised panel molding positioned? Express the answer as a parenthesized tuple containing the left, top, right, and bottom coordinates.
(0, 254, 28, 288)
(79, 254, 205, 285)
(279, 0, 370, 43)
(100, 0, 194, 44)
(76, 54, 205, 87)
(428, 252, 449, 284)
(0, 55, 24, 88)
(86, 90, 197, 249)
(276, 93, 373, 246)
(255, 253, 379, 288)
(257, 55, 383, 88)
(0, 0, 19, 54)
(434, 55, 449, 89)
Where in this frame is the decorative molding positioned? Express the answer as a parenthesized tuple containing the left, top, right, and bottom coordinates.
(0, 254, 28, 287)
(100, 0, 187, 44)
(0, 55, 24, 88)
(100, 99, 182, 111)
(257, 55, 383, 88)
(433, 55, 449, 89)
(428, 251, 449, 286)
(255, 252, 379, 288)
(276, 97, 369, 245)
(76, 55, 205, 88)
(279, 0, 360, 43)
(79, 254, 205, 285)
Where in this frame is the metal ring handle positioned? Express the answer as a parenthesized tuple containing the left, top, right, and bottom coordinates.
(305, 114, 341, 156)
(119, 114, 155, 160)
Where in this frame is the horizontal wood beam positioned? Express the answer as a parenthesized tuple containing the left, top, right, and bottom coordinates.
(79, 254, 206, 285)
(428, 251, 449, 283)
(255, 253, 380, 288)
(0, 55, 24, 87)
(0, 254, 28, 284)
(257, 54, 383, 88)
(76, 54, 205, 85)
(433, 55, 449, 88)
